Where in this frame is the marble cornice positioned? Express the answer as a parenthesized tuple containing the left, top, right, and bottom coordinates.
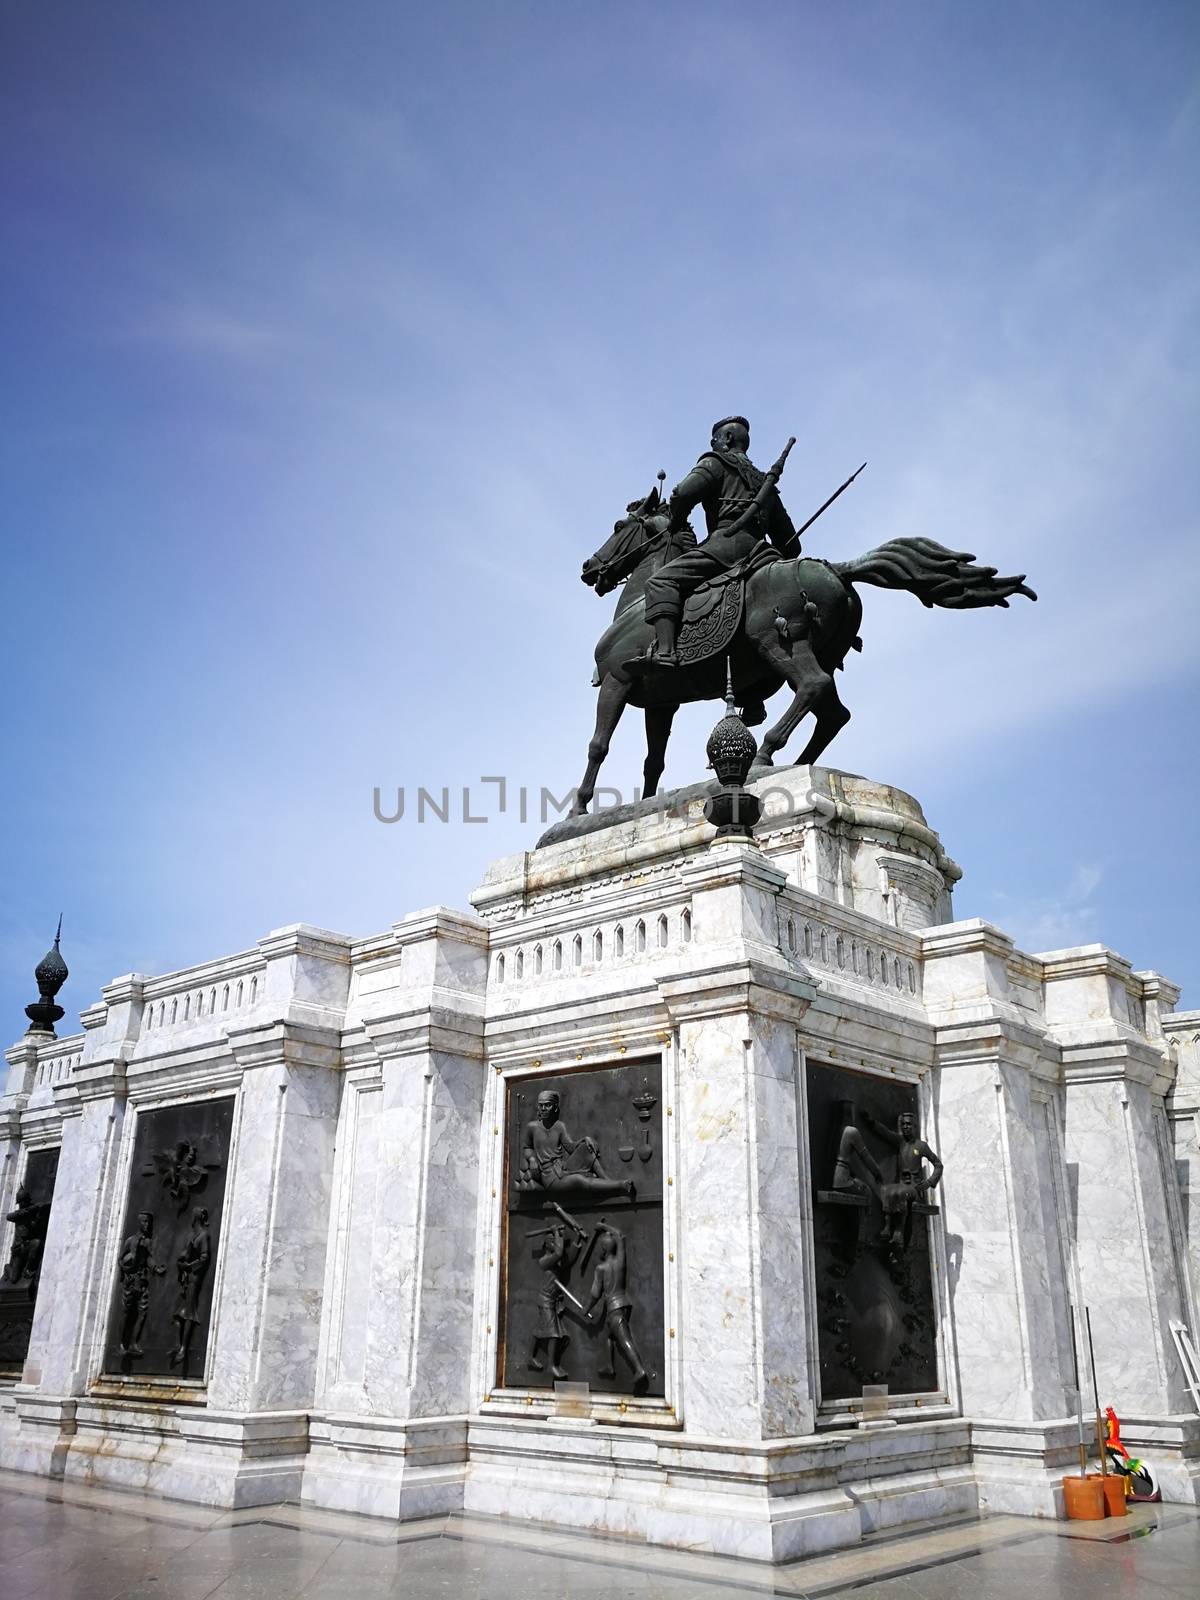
(97, 973, 148, 1007)
(360, 1001, 486, 1063)
(4, 1038, 43, 1068)
(3, 1040, 40, 1098)
(677, 839, 788, 896)
(483, 979, 668, 1030)
(919, 918, 1015, 962)
(225, 1018, 343, 1072)
(56, 1057, 128, 1107)
(350, 906, 489, 966)
(931, 1017, 1062, 1081)
(256, 924, 353, 965)
(393, 906, 489, 947)
(930, 1011, 1056, 1056)
(122, 1059, 244, 1103)
(15, 1106, 66, 1146)
(921, 998, 1037, 1032)
(0, 1103, 27, 1139)
(800, 1032, 932, 1082)
(127, 1035, 242, 1074)
(335, 1030, 383, 1072)
(1163, 1011, 1200, 1044)
(801, 1000, 934, 1074)
(1135, 971, 1182, 1008)
(1038, 945, 1135, 984)
(484, 1007, 671, 1068)
(1059, 1035, 1175, 1095)
(658, 958, 815, 1027)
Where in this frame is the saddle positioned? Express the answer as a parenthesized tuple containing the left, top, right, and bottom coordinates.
(676, 542, 780, 667)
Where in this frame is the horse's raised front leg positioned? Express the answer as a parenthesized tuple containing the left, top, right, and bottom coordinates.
(573, 672, 632, 815)
(752, 638, 847, 765)
(642, 703, 677, 799)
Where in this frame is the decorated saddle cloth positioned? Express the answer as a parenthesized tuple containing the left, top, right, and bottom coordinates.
(676, 542, 780, 667)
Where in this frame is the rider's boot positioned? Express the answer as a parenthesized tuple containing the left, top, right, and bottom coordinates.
(626, 616, 679, 675)
(651, 618, 678, 666)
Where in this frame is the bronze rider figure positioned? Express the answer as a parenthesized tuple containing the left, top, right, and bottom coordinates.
(640, 415, 799, 667)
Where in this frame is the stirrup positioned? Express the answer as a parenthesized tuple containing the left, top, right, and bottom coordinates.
(625, 644, 678, 675)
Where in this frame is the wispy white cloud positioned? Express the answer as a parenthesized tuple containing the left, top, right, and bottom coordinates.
(989, 863, 1106, 956)
(113, 304, 287, 359)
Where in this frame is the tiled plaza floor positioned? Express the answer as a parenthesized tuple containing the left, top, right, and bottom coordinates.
(0, 1471, 1196, 1600)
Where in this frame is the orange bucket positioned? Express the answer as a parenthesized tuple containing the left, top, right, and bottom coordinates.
(1101, 1475, 1127, 1516)
(1062, 1475, 1106, 1520)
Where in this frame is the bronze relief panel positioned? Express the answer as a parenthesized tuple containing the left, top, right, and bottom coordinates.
(103, 1097, 235, 1379)
(0, 1146, 60, 1371)
(499, 1060, 664, 1398)
(807, 1060, 942, 1402)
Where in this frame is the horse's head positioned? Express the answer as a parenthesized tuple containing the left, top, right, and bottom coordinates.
(581, 486, 671, 596)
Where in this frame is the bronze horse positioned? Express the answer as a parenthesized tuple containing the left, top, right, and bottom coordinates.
(573, 486, 1035, 814)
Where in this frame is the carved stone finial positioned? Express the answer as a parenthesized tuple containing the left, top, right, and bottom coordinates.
(24, 917, 68, 1037)
(703, 662, 761, 839)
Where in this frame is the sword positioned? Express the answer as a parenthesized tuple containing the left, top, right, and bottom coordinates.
(579, 1215, 608, 1278)
(783, 460, 867, 555)
(552, 1276, 587, 1313)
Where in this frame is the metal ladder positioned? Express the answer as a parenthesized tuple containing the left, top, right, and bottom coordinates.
(1169, 1319, 1200, 1415)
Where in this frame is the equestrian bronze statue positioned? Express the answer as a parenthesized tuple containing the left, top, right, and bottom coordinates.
(573, 414, 1035, 815)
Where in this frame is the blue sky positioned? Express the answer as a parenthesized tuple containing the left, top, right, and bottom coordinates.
(2, 2, 1197, 1033)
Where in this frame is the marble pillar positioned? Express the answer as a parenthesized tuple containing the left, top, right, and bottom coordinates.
(662, 844, 817, 1443)
(1044, 949, 1200, 1501)
(0, 977, 143, 1475)
(922, 922, 1076, 1512)
(207, 928, 350, 1418)
(302, 908, 488, 1517)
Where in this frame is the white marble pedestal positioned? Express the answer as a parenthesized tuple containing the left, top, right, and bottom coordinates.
(1, 765, 1196, 1558)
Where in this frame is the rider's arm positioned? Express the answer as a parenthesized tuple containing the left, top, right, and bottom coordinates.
(668, 455, 721, 533)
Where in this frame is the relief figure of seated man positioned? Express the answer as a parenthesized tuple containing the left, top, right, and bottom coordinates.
(517, 1090, 635, 1202)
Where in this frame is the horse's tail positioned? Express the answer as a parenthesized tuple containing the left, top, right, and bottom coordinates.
(832, 538, 1037, 610)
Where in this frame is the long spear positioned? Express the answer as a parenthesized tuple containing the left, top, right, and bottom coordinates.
(783, 460, 867, 555)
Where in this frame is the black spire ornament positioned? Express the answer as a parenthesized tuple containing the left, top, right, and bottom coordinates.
(703, 663, 761, 840)
(25, 916, 68, 1037)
